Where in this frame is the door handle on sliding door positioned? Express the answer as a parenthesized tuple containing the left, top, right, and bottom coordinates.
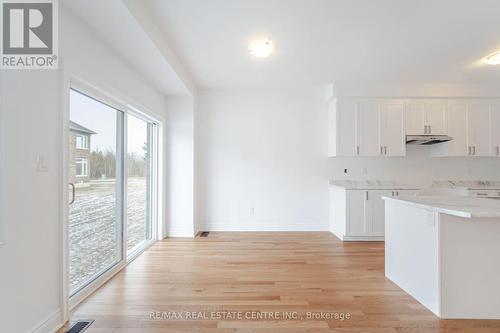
(69, 183, 75, 205)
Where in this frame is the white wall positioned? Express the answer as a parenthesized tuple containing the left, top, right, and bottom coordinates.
(197, 87, 329, 231)
(329, 146, 500, 184)
(165, 96, 196, 237)
(0, 70, 63, 333)
(197, 85, 500, 232)
(0, 6, 171, 333)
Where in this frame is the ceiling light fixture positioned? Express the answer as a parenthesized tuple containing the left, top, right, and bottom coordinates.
(483, 52, 500, 65)
(248, 38, 274, 58)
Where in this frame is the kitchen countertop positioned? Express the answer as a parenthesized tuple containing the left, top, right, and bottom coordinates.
(330, 180, 420, 190)
(383, 195, 500, 218)
(432, 180, 500, 190)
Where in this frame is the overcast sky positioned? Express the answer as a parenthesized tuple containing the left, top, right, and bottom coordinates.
(70, 89, 147, 155)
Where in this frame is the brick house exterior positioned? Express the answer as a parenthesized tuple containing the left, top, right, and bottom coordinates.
(69, 121, 96, 184)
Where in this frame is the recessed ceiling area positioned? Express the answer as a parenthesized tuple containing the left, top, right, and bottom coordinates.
(63, 0, 192, 96)
(141, 0, 500, 90)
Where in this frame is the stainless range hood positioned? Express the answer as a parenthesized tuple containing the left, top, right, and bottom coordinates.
(406, 135, 453, 145)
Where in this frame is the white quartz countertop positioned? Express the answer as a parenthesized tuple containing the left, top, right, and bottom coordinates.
(432, 180, 500, 190)
(383, 195, 500, 218)
(330, 180, 420, 190)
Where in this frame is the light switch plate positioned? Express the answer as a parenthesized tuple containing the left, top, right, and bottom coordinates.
(36, 154, 48, 172)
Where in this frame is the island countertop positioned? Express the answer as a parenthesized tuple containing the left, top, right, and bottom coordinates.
(382, 195, 500, 219)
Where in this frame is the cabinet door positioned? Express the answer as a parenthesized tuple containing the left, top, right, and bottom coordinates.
(406, 102, 426, 135)
(336, 100, 357, 156)
(491, 103, 500, 157)
(395, 189, 419, 197)
(445, 103, 468, 156)
(369, 190, 392, 236)
(346, 190, 368, 236)
(467, 103, 491, 156)
(426, 102, 447, 135)
(380, 102, 406, 156)
(357, 101, 381, 156)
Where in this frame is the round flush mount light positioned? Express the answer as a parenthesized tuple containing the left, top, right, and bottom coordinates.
(248, 38, 275, 58)
(483, 52, 500, 65)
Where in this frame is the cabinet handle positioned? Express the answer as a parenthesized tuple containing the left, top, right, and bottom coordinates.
(384, 146, 387, 155)
(380, 146, 383, 155)
(496, 146, 499, 156)
(365, 191, 369, 200)
(468, 146, 471, 155)
(396, 191, 399, 196)
(391, 191, 394, 196)
(429, 125, 432, 134)
(473, 146, 476, 155)
(356, 146, 360, 155)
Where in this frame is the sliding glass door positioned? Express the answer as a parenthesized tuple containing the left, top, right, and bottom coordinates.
(68, 88, 157, 298)
(126, 114, 155, 256)
(68, 89, 124, 296)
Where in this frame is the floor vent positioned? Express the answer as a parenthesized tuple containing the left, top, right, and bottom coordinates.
(200, 231, 209, 237)
(65, 320, 94, 333)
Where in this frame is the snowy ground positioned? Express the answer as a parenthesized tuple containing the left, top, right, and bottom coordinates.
(69, 178, 149, 293)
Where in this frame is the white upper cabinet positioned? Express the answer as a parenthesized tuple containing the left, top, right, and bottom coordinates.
(490, 103, 500, 157)
(329, 99, 357, 156)
(357, 101, 381, 156)
(467, 102, 491, 156)
(434, 103, 468, 156)
(329, 98, 405, 157)
(329, 97, 500, 158)
(406, 102, 426, 135)
(379, 102, 406, 156)
(406, 100, 446, 135)
(426, 102, 447, 135)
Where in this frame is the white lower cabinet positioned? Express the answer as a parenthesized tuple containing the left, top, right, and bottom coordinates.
(330, 186, 418, 241)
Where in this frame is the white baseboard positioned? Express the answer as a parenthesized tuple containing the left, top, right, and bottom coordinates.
(201, 222, 328, 232)
(331, 231, 384, 241)
(32, 309, 63, 333)
(167, 230, 195, 237)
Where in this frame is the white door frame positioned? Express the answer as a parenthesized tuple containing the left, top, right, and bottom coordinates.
(60, 75, 165, 323)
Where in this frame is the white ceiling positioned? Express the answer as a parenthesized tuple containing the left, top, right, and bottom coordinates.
(63, 0, 191, 96)
(143, 0, 500, 91)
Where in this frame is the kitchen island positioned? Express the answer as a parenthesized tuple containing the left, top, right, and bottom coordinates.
(383, 195, 500, 319)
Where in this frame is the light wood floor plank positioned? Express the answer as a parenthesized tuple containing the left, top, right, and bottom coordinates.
(60, 232, 500, 333)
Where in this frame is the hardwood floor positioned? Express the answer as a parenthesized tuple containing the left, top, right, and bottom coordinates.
(64, 232, 500, 333)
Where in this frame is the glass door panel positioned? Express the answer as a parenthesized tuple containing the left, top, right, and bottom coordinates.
(68, 89, 123, 296)
(126, 114, 154, 255)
